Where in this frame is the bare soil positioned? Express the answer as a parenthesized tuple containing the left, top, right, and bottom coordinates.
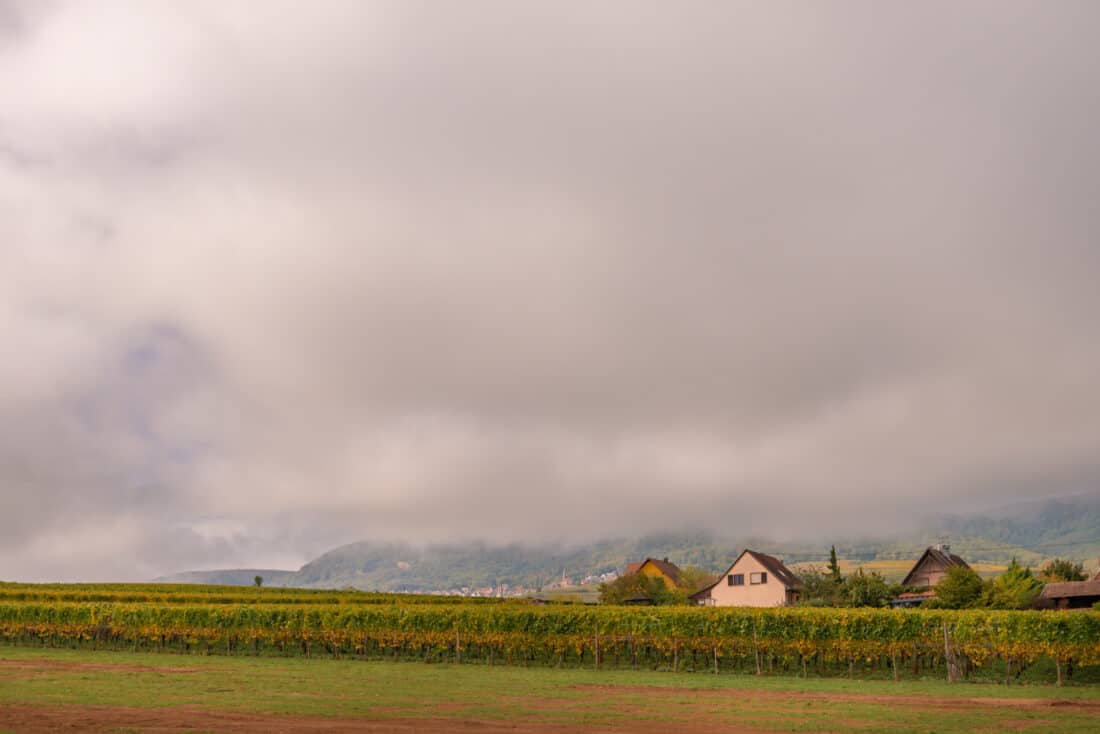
(570, 683, 1100, 712)
(0, 658, 201, 675)
(0, 704, 763, 733)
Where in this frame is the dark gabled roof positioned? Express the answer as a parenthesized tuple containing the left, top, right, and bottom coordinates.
(1040, 579, 1100, 599)
(689, 549, 802, 599)
(624, 558, 683, 586)
(900, 546, 971, 587)
(748, 550, 803, 590)
(644, 558, 683, 585)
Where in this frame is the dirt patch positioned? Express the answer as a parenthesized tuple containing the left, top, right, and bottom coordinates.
(570, 684, 1100, 713)
(0, 658, 201, 675)
(0, 704, 768, 733)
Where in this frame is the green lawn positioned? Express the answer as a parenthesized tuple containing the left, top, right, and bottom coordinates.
(1, 646, 1098, 733)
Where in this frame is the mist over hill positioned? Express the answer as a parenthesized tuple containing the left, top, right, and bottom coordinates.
(157, 496, 1100, 592)
(152, 569, 297, 587)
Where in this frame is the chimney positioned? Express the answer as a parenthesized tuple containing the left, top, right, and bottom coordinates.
(663, 557, 669, 563)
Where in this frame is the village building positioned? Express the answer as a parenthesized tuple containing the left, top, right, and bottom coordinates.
(890, 544, 971, 608)
(689, 549, 802, 607)
(623, 557, 683, 588)
(1039, 570, 1100, 610)
(619, 557, 685, 605)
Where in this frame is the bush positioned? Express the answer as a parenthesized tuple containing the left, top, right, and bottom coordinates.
(924, 566, 984, 609)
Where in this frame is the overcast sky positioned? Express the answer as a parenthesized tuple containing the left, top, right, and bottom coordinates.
(2, 1, 1099, 581)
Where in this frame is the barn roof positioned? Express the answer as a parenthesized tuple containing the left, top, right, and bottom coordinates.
(1040, 579, 1100, 599)
(901, 546, 971, 587)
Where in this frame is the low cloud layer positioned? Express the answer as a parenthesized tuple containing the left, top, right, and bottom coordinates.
(2, 1, 1099, 580)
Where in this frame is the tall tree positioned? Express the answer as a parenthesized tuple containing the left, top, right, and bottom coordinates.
(828, 546, 843, 584)
(1039, 558, 1087, 583)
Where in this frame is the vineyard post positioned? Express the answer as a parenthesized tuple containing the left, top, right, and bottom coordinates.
(455, 630, 461, 665)
(942, 622, 956, 683)
(713, 646, 718, 675)
(752, 624, 761, 676)
(1056, 657, 1063, 687)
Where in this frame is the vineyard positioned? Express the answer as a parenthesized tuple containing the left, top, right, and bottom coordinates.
(0, 582, 511, 606)
(1, 584, 1097, 685)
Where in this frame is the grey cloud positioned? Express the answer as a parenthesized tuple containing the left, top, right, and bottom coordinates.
(1, 1, 1099, 580)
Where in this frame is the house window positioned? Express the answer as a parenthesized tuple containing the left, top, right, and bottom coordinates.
(728, 574, 744, 586)
(750, 572, 767, 585)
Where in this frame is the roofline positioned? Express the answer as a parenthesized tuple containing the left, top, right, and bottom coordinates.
(689, 549, 801, 598)
(901, 547, 970, 587)
(636, 557, 682, 583)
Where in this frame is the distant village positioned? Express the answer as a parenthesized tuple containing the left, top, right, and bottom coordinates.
(412, 544, 1100, 610)
(395, 570, 620, 599)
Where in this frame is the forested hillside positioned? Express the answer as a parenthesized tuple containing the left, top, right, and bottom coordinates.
(158, 496, 1100, 592)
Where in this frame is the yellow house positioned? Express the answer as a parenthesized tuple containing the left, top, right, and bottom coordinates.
(623, 557, 683, 588)
(689, 549, 801, 607)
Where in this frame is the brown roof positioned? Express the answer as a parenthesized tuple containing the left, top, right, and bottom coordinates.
(689, 549, 802, 599)
(646, 558, 683, 585)
(624, 558, 683, 586)
(1040, 579, 1100, 599)
(747, 550, 802, 590)
(900, 546, 971, 587)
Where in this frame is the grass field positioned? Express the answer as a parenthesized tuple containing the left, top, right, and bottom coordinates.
(2, 646, 1099, 733)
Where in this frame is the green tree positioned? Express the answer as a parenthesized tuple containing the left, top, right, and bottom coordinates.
(1039, 558, 1086, 583)
(984, 558, 1043, 609)
(677, 566, 717, 595)
(925, 565, 984, 609)
(254, 576, 263, 588)
(795, 567, 843, 607)
(842, 569, 891, 607)
(598, 574, 686, 605)
(827, 546, 843, 584)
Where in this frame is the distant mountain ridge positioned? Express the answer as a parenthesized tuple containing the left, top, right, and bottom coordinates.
(153, 568, 296, 587)
(158, 496, 1100, 592)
